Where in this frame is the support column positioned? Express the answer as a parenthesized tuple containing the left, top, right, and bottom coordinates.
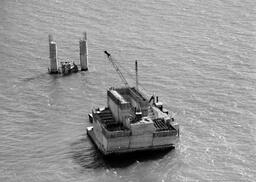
(135, 60, 138, 91)
(79, 32, 88, 71)
(48, 35, 58, 74)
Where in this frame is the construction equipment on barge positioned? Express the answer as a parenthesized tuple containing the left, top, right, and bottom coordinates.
(86, 51, 179, 155)
(59, 61, 78, 75)
(48, 32, 88, 75)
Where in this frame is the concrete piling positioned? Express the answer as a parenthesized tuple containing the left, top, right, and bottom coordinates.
(135, 60, 138, 90)
(79, 32, 88, 71)
(48, 35, 58, 74)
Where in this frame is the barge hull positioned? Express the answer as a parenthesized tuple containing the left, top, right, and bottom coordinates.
(86, 127, 176, 156)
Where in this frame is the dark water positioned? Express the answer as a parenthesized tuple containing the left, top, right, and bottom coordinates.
(0, 0, 255, 181)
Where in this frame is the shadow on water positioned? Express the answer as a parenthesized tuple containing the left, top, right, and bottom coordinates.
(21, 73, 50, 82)
(20, 71, 87, 87)
(21, 73, 65, 84)
(22, 68, 91, 81)
(70, 135, 174, 170)
(21, 72, 75, 83)
(102, 148, 173, 168)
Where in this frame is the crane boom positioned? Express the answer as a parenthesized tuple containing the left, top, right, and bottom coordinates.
(104, 51, 155, 115)
(104, 51, 129, 87)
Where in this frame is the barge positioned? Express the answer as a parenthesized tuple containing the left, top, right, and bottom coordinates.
(87, 87, 179, 155)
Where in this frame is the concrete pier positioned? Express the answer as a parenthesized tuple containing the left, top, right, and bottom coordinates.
(79, 32, 88, 71)
(135, 60, 138, 91)
(48, 35, 58, 74)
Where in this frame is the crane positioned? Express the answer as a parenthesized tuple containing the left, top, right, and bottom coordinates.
(104, 51, 130, 87)
(104, 51, 158, 118)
